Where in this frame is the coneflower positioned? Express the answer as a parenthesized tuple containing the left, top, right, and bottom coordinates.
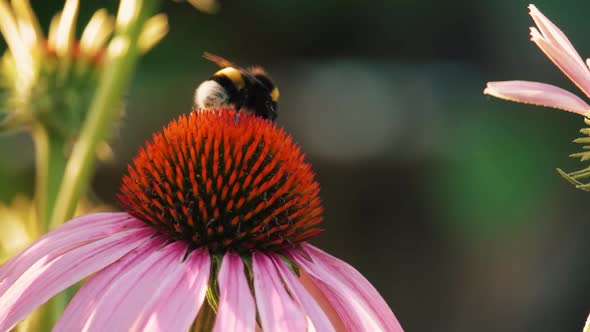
(484, 4, 590, 118)
(484, 4, 590, 188)
(0, 0, 115, 135)
(0, 109, 403, 331)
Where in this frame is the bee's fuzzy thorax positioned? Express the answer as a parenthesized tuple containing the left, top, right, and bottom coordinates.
(194, 80, 230, 109)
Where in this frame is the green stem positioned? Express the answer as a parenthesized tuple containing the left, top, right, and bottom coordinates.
(49, 0, 161, 229)
(35, 292, 67, 332)
(29, 125, 68, 331)
(32, 124, 67, 232)
(193, 300, 217, 331)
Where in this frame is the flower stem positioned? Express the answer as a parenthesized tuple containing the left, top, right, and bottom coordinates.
(39, 292, 68, 332)
(49, 0, 161, 229)
(32, 124, 67, 233)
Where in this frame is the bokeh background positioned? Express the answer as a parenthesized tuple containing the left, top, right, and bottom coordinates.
(2, 0, 590, 331)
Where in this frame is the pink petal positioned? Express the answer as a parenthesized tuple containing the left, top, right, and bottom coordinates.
(83, 240, 183, 330)
(54, 237, 168, 331)
(289, 245, 403, 332)
(213, 252, 256, 332)
(0, 226, 152, 331)
(528, 4, 587, 71)
(253, 252, 306, 331)
(529, 26, 590, 99)
(134, 248, 210, 331)
(304, 244, 403, 331)
(58, 240, 209, 332)
(484, 80, 590, 116)
(271, 255, 335, 332)
(0, 212, 142, 289)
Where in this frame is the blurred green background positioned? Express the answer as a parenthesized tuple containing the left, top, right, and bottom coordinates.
(3, 0, 590, 330)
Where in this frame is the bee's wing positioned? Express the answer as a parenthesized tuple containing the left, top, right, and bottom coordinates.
(203, 52, 268, 88)
(203, 52, 237, 69)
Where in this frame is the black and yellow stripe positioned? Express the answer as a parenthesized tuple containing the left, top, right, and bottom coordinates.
(213, 67, 245, 90)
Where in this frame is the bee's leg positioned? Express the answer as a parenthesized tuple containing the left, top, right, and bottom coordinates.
(233, 101, 243, 122)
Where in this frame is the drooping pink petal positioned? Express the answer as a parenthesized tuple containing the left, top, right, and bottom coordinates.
(213, 252, 256, 332)
(528, 4, 587, 71)
(289, 245, 403, 332)
(57, 239, 209, 332)
(0, 226, 153, 331)
(253, 252, 306, 331)
(54, 237, 167, 331)
(0, 213, 141, 289)
(484, 80, 590, 116)
(270, 255, 335, 332)
(133, 248, 210, 331)
(83, 240, 184, 330)
(296, 268, 349, 331)
(304, 244, 403, 331)
(529, 26, 590, 98)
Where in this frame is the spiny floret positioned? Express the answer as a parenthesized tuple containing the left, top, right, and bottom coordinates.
(119, 109, 323, 252)
(557, 118, 590, 190)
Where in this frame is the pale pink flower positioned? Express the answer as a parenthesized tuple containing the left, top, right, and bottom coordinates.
(0, 110, 403, 331)
(484, 4, 590, 116)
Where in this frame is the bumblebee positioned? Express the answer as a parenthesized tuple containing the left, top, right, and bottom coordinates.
(194, 52, 280, 121)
